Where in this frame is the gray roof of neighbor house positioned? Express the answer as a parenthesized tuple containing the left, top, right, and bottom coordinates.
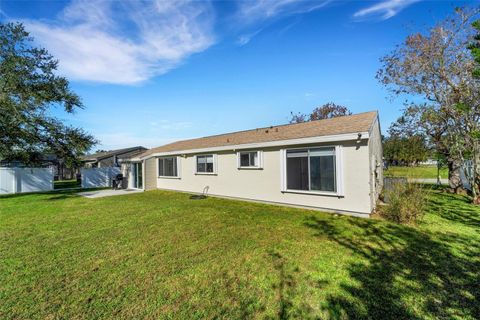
(82, 146, 147, 162)
(140, 111, 378, 158)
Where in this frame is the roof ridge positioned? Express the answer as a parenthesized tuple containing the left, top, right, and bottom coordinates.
(84, 146, 146, 158)
(139, 110, 378, 158)
(173, 110, 378, 142)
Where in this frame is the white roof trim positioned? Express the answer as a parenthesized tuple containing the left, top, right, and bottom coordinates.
(135, 131, 370, 160)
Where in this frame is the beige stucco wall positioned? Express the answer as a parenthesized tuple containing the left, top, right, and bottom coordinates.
(144, 157, 157, 191)
(151, 140, 372, 214)
(368, 117, 383, 210)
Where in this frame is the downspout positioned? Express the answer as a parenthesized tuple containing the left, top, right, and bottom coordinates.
(142, 160, 146, 191)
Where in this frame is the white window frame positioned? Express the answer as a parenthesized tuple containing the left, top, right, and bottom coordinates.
(237, 151, 263, 169)
(280, 145, 344, 197)
(157, 156, 181, 179)
(194, 154, 217, 175)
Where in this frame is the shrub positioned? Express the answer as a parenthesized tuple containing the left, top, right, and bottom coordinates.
(381, 182, 426, 225)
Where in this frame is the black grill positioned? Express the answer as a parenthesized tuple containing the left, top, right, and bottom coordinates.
(112, 174, 123, 190)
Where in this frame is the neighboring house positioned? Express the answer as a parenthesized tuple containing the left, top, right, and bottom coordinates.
(82, 147, 147, 168)
(132, 111, 382, 216)
(0, 154, 76, 181)
(419, 159, 438, 166)
(82, 146, 148, 189)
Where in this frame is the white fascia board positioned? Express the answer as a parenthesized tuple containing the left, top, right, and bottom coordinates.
(140, 132, 370, 160)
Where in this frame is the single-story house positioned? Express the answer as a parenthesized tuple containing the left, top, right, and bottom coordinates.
(131, 111, 382, 216)
(82, 146, 147, 168)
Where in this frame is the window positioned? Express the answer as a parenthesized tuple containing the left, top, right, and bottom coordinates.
(238, 151, 261, 168)
(286, 147, 336, 192)
(158, 157, 178, 177)
(196, 155, 215, 174)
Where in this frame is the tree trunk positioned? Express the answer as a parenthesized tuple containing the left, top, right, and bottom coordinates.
(472, 142, 480, 204)
(447, 157, 464, 194)
(473, 192, 480, 204)
(436, 157, 442, 186)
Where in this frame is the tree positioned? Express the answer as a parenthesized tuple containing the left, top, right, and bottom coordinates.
(383, 135, 430, 166)
(465, 18, 480, 203)
(377, 7, 479, 195)
(388, 105, 463, 189)
(0, 23, 96, 166)
(290, 102, 352, 123)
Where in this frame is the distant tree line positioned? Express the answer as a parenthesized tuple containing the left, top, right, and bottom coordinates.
(383, 135, 430, 166)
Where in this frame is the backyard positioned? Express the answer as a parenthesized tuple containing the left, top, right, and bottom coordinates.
(384, 165, 448, 179)
(0, 188, 479, 319)
(53, 179, 81, 190)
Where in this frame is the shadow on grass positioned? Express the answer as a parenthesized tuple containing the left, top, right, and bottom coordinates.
(0, 188, 104, 201)
(53, 180, 81, 190)
(303, 215, 480, 319)
(43, 187, 112, 201)
(269, 251, 296, 319)
(0, 190, 74, 199)
(267, 250, 322, 319)
(427, 190, 480, 228)
(44, 192, 81, 201)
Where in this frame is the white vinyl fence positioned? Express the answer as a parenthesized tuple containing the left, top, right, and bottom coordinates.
(81, 167, 121, 189)
(0, 167, 54, 195)
(461, 160, 473, 190)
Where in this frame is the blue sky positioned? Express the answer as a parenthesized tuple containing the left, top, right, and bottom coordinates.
(0, 0, 475, 150)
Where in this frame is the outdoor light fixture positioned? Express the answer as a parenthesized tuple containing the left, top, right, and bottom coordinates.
(357, 133, 362, 143)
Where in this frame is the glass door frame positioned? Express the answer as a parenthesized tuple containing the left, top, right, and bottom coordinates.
(132, 162, 143, 189)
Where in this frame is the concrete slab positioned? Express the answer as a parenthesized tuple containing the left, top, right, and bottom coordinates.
(77, 189, 143, 198)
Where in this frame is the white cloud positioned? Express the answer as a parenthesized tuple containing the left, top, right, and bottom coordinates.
(0, 6, 8, 19)
(354, 0, 421, 21)
(238, 0, 331, 23)
(23, 0, 215, 85)
(94, 118, 194, 149)
(149, 120, 192, 130)
(234, 0, 331, 46)
(236, 29, 262, 46)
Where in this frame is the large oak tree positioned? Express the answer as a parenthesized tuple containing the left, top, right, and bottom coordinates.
(0, 23, 96, 166)
(378, 7, 480, 197)
(467, 18, 480, 202)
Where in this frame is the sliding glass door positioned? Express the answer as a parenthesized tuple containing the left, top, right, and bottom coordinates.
(132, 163, 143, 189)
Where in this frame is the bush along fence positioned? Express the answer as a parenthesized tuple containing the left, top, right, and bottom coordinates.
(381, 177, 427, 225)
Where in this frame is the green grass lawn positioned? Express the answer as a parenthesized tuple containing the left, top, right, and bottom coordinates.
(1, 189, 479, 319)
(53, 179, 81, 189)
(385, 165, 448, 179)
